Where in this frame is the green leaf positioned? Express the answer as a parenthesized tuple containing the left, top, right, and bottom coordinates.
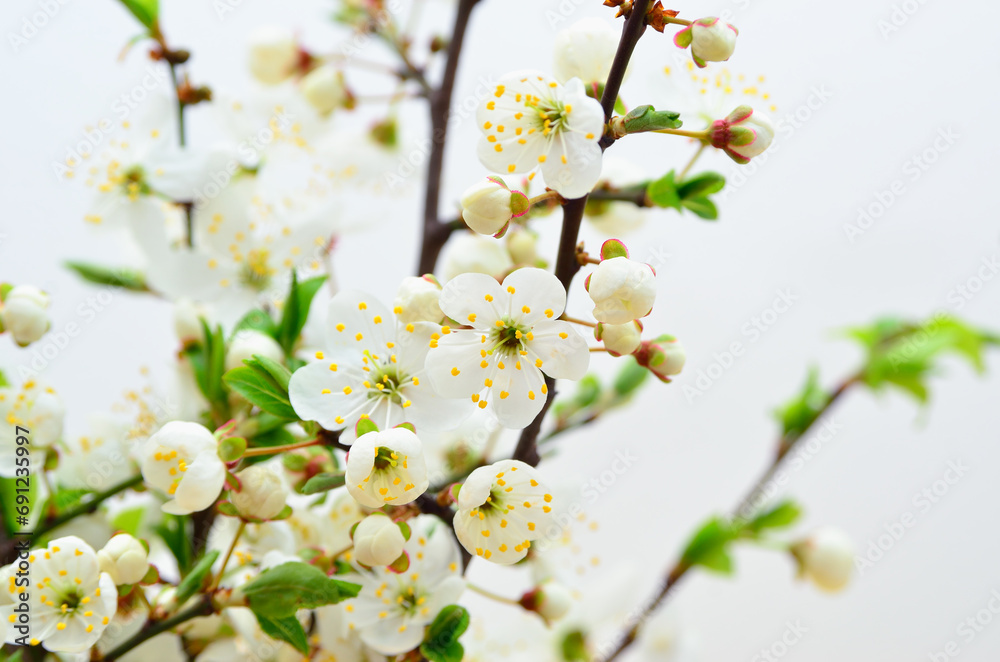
(300, 472, 346, 495)
(223, 360, 297, 420)
(118, 0, 159, 29)
(613, 95, 627, 115)
(774, 368, 828, 441)
(277, 274, 327, 356)
(243, 562, 360, 618)
(677, 172, 726, 199)
(560, 630, 589, 662)
(612, 356, 649, 398)
(679, 517, 737, 575)
(49, 487, 90, 512)
(680, 196, 718, 220)
(745, 500, 802, 534)
(185, 320, 228, 409)
(65, 261, 148, 292)
(232, 309, 278, 340)
(154, 514, 191, 574)
(647, 171, 681, 210)
(254, 614, 309, 654)
(111, 507, 145, 537)
(175, 551, 219, 605)
(620, 104, 683, 133)
(421, 605, 470, 662)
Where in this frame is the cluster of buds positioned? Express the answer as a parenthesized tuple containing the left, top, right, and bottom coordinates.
(248, 27, 351, 115)
(459, 177, 531, 238)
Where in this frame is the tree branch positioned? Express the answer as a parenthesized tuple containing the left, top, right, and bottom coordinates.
(512, 0, 652, 467)
(416, 0, 481, 275)
(598, 375, 859, 661)
(100, 595, 214, 661)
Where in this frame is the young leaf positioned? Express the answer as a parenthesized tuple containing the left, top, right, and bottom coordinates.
(647, 171, 681, 210)
(65, 261, 149, 292)
(677, 172, 726, 199)
(680, 197, 718, 220)
(277, 274, 327, 355)
(175, 550, 220, 605)
(223, 360, 297, 421)
(242, 562, 361, 618)
(679, 516, 737, 575)
(300, 473, 347, 495)
(421, 605, 470, 662)
(118, 0, 159, 29)
(253, 614, 309, 654)
(745, 500, 802, 535)
(232, 309, 278, 340)
(774, 368, 828, 441)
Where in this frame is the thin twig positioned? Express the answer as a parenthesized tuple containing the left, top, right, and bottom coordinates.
(100, 595, 214, 661)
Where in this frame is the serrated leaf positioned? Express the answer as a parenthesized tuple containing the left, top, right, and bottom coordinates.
(223, 365, 297, 420)
(243, 562, 360, 618)
(175, 550, 219, 605)
(254, 613, 309, 654)
(300, 473, 346, 495)
(647, 171, 681, 210)
(65, 261, 148, 291)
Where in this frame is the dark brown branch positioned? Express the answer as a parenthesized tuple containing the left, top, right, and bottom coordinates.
(512, 0, 652, 467)
(416, 0, 481, 275)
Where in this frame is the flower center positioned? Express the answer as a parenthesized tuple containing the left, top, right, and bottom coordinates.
(489, 320, 529, 356)
(240, 248, 274, 290)
(527, 98, 568, 137)
(372, 446, 402, 471)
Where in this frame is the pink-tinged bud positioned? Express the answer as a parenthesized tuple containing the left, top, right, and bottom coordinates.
(634, 334, 686, 382)
(595, 321, 643, 356)
(791, 527, 855, 593)
(460, 177, 530, 238)
(674, 17, 738, 68)
(708, 106, 775, 164)
(519, 582, 573, 622)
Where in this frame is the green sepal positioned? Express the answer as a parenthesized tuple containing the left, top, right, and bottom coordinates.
(599, 238, 629, 261)
(217, 501, 240, 517)
(387, 551, 410, 574)
(218, 436, 247, 462)
(355, 417, 379, 437)
(394, 422, 416, 434)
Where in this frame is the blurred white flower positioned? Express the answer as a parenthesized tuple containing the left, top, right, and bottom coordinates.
(1, 285, 50, 346)
(553, 18, 623, 86)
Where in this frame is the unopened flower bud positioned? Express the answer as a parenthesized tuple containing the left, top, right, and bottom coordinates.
(231, 465, 288, 521)
(393, 276, 443, 324)
(441, 233, 514, 282)
(225, 330, 284, 372)
(596, 321, 642, 356)
(674, 17, 738, 68)
(248, 27, 300, 85)
(97, 533, 149, 585)
(460, 177, 529, 238)
(586, 256, 656, 325)
(507, 229, 540, 266)
(301, 64, 348, 115)
(520, 582, 573, 622)
(173, 298, 211, 345)
(709, 106, 775, 164)
(792, 527, 855, 592)
(352, 513, 407, 567)
(1, 285, 50, 346)
(635, 335, 686, 382)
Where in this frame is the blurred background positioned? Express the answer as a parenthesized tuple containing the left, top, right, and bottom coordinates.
(2, 0, 999, 659)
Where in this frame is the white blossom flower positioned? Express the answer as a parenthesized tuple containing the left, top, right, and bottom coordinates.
(0, 536, 117, 653)
(248, 26, 300, 85)
(289, 290, 468, 438)
(440, 233, 514, 283)
(224, 330, 284, 372)
(427, 268, 589, 428)
(586, 257, 656, 324)
(674, 17, 738, 68)
(453, 459, 555, 564)
(393, 275, 444, 325)
(506, 228, 540, 266)
(460, 176, 529, 237)
(553, 18, 623, 86)
(301, 64, 348, 116)
(1, 285, 50, 346)
(708, 105, 775, 163)
(346, 428, 429, 508)
(342, 515, 465, 655)
(231, 465, 289, 521)
(353, 513, 407, 567)
(0, 379, 64, 478)
(793, 527, 855, 592)
(477, 71, 605, 199)
(97, 533, 149, 585)
(139, 421, 226, 515)
(595, 321, 642, 356)
(315, 603, 389, 662)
